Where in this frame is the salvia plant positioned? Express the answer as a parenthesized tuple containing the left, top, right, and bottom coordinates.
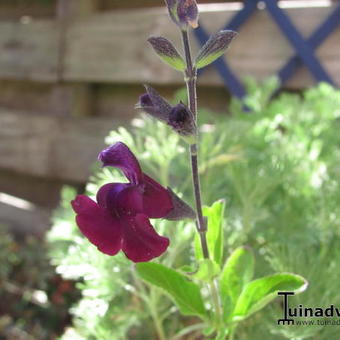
(61, 1, 310, 339)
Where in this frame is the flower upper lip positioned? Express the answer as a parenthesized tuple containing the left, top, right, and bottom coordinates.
(98, 142, 143, 185)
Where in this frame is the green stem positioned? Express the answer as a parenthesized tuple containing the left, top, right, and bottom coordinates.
(229, 324, 237, 340)
(133, 270, 166, 340)
(210, 281, 223, 328)
(150, 289, 166, 340)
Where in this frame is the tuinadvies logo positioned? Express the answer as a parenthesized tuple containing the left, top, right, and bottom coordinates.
(278, 292, 340, 326)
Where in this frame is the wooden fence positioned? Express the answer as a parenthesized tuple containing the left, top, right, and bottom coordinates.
(0, 0, 339, 234)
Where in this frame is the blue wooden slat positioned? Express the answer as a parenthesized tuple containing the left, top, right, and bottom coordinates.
(278, 4, 340, 84)
(213, 56, 247, 99)
(263, 0, 334, 84)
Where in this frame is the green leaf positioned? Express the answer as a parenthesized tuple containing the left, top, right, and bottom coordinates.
(202, 326, 215, 336)
(232, 273, 308, 320)
(220, 247, 254, 310)
(148, 36, 186, 71)
(195, 200, 225, 265)
(193, 259, 220, 282)
(178, 264, 195, 274)
(195, 30, 237, 69)
(136, 262, 207, 319)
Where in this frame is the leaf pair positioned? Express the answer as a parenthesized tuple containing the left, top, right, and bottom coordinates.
(148, 30, 237, 72)
(136, 201, 308, 330)
(220, 247, 308, 322)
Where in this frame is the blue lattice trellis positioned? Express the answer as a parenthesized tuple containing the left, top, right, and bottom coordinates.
(194, 0, 340, 98)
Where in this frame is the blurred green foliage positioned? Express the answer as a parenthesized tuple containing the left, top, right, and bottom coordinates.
(0, 226, 78, 340)
(48, 79, 340, 340)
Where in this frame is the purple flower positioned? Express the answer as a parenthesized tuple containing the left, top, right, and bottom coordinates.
(71, 142, 173, 263)
(165, 0, 199, 29)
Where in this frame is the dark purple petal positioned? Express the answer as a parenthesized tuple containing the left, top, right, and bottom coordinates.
(142, 174, 173, 218)
(96, 183, 127, 212)
(97, 183, 144, 218)
(116, 185, 144, 216)
(98, 142, 142, 185)
(121, 214, 169, 262)
(71, 195, 123, 256)
(99, 179, 172, 219)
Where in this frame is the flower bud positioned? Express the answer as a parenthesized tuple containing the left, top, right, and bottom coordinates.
(137, 93, 154, 114)
(168, 102, 197, 142)
(165, 0, 199, 30)
(136, 87, 197, 143)
(135, 85, 172, 122)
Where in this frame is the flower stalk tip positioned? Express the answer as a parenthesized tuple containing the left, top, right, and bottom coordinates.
(165, 0, 199, 30)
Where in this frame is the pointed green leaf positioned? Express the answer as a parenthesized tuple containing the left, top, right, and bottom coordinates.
(148, 36, 186, 71)
(233, 273, 308, 320)
(195, 30, 237, 69)
(220, 246, 254, 310)
(193, 259, 220, 282)
(136, 262, 207, 319)
(195, 200, 225, 265)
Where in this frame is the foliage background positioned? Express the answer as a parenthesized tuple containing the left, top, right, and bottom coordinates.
(45, 80, 340, 339)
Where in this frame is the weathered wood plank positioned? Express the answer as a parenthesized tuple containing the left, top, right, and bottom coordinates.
(100, 0, 239, 10)
(0, 19, 59, 81)
(55, 0, 100, 117)
(0, 109, 125, 182)
(0, 169, 62, 208)
(0, 80, 72, 116)
(0, 0, 55, 20)
(0, 202, 51, 235)
(0, 4, 338, 88)
(63, 5, 340, 88)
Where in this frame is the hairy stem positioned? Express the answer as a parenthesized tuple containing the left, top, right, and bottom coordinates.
(190, 144, 209, 257)
(181, 29, 222, 328)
